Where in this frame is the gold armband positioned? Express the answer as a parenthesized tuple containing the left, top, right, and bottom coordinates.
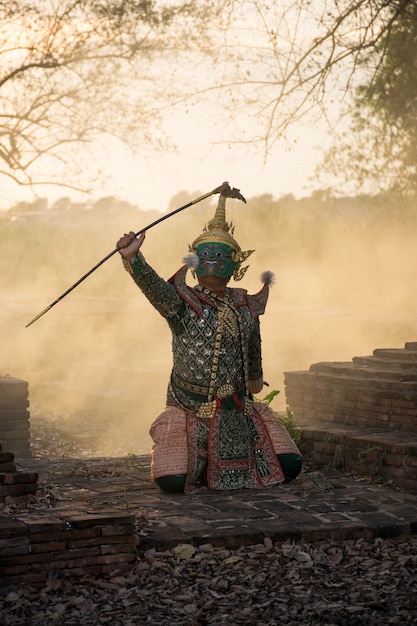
(122, 251, 145, 275)
(248, 378, 264, 394)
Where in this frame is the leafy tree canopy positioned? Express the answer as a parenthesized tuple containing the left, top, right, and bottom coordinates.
(316, 2, 417, 195)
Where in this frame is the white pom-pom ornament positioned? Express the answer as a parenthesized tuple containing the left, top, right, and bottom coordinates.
(182, 253, 199, 270)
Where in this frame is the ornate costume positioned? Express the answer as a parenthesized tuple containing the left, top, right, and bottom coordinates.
(122, 191, 301, 491)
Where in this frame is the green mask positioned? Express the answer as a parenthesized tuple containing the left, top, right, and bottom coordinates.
(194, 242, 236, 279)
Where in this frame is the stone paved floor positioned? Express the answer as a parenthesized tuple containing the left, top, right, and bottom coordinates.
(16, 455, 417, 551)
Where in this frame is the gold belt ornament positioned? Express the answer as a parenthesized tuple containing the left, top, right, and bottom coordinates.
(216, 383, 236, 399)
(196, 399, 218, 420)
(171, 373, 210, 396)
(172, 374, 242, 401)
(195, 389, 250, 420)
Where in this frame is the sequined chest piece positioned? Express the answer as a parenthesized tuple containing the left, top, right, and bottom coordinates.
(171, 287, 254, 401)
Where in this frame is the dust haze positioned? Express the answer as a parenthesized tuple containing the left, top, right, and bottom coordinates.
(2, 193, 416, 457)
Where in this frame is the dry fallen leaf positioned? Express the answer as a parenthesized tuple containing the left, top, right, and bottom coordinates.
(1, 536, 416, 626)
(172, 543, 196, 559)
(222, 555, 243, 565)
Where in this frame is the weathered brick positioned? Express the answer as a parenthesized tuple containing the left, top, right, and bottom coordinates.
(29, 541, 67, 554)
(63, 513, 135, 528)
(0, 419, 29, 433)
(0, 483, 36, 496)
(0, 376, 28, 397)
(0, 572, 47, 587)
(0, 429, 30, 440)
(0, 463, 16, 473)
(2, 442, 31, 460)
(3, 472, 38, 485)
(67, 537, 110, 549)
(101, 524, 135, 537)
(15, 516, 66, 534)
(0, 452, 14, 463)
(0, 516, 27, 537)
(0, 536, 29, 556)
(0, 563, 31, 576)
(0, 551, 71, 567)
(388, 466, 407, 478)
(63, 552, 131, 569)
(28, 527, 100, 543)
(100, 542, 135, 555)
(0, 397, 29, 409)
(0, 408, 30, 422)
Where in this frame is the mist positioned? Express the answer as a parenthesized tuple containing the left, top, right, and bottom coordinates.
(2, 192, 416, 457)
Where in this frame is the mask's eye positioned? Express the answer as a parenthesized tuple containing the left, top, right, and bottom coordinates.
(201, 249, 210, 257)
(215, 250, 224, 258)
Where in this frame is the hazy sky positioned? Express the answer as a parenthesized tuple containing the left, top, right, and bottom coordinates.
(1, 0, 353, 212)
(3, 105, 330, 212)
(107, 123, 327, 211)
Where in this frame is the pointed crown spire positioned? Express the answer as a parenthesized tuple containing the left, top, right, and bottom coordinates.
(191, 193, 241, 251)
(190, 186, 254, 281)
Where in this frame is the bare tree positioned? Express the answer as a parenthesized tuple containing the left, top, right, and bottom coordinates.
(179, 0, 415, 161)
(4, 0, 414, 196)
(0, 0, 221, 192)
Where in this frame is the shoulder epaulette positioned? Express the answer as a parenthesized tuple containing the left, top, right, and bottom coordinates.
(168, 266, 203, 315)
(246, 282, 270, 317)
(168, 266, 271, 318)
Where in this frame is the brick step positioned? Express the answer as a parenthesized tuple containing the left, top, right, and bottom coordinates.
(0, 445, 38, 502)
(0, 462, 17, 473)
(309, 361, 417, 382)
(0, 452, 14, 463)
(353, 355, 417, 371)
(373, 348, 417, 361)
(0, 472, 38, 485)
(300, 424, 417, 493)
(0, 512, 136, 587)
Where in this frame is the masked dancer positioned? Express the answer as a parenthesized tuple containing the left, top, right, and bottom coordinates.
(116, 187, 302, 492)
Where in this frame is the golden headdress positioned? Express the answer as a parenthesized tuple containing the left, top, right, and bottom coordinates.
(189, 190, 254, 281)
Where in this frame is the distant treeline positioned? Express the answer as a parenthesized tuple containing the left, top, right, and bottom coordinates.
(2, 189, 416, 297)
(4, 189, 416, 232)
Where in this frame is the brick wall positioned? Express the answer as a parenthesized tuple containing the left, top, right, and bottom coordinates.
(0, 448, 38, 503)
(0, 512, 137, 587)
(0, 376, 31, 459)
(285, 343, 417, 432)
(284, 342, 417, 492)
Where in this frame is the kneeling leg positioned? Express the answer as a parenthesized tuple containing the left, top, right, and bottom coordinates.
(278, 453, 302, 482)
(155, 474, 187, 493)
